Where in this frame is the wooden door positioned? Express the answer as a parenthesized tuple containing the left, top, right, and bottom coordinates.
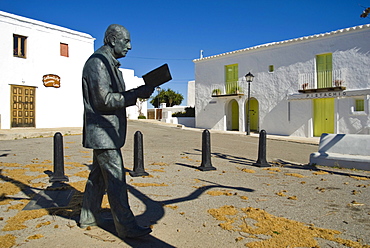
(11, 85, 36, 127)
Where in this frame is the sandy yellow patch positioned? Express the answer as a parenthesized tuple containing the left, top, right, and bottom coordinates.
(165, 205, 178, 210)
(0, 234, 16, 248)
(284, 173, 305, 178)
(0, 182, 22, 196)
(27, 234, 44, 240)
(207, 190, 233, 196)
(276, 191, 287, 197)
(80, 150, 90, 153)
(350, 176, 369, 181)
(24, 163, 53, 173)
(152, 169, 165, 172)
(313, 171, 329, 175)
(241, 169, 256, 173)
(69, 181, 86, 192)
(3, 168, 35, 184)
(36, 221, 51, 228)
(240, 196, 249, 200)
(131, 183, 168, 187)
(208, 205, 368, 248)
(73, 170, 90, 178)
(208, 205, 238, 231)
(0, 162, 21, 167)
(263, 167, 281, 172)
(3, 209, 49, 231)
(7, 202, 27, 211)
(101, 194, 110, 208)
(65, 162, 86, 167)
(208, 205, 238, 221)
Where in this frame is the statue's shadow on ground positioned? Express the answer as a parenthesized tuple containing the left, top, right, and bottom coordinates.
(96, 179, 254, 247)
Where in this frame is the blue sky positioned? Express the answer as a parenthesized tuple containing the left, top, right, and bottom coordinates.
(1, 0, 370, 106)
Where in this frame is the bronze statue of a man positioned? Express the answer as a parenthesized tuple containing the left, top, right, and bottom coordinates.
(80, 24, 154, 238)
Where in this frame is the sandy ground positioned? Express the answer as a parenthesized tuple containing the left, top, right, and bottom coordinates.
(0, 120, 369, 247)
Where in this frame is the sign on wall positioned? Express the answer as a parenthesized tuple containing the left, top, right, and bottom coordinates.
(43, 74, 60, 88)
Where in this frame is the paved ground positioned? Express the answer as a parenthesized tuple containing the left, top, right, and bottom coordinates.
(0, 120, 369, 248)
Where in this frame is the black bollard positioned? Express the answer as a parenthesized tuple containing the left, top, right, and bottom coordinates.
(253, 130, 271, 167)
(198, 129, 216, 171)
(130, 131, 149, 177)
(50, 132, 69, 182)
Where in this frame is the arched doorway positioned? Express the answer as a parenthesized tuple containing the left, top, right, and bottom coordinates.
(226, 99, 239, 131)
(245, 98, 259, 132)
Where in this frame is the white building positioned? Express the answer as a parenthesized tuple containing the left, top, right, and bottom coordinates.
(0, 11, 94, 129)
(194, 24, 370, 137)
(120, 68, 148, 119)
(0, 11, 146, 129)
(187, 80, 195, 107)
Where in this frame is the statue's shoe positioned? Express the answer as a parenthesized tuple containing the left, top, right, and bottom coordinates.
(120, 225, 152, 238)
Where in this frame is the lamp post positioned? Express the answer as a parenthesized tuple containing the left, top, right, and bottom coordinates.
(245, 72, 254, 135)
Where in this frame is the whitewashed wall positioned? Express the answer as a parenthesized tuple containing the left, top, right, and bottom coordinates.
(187, 80, 195, 107)
(194, 25, 370, 137)
(0, 11, 94, 129)
(120, 68, 147, 119)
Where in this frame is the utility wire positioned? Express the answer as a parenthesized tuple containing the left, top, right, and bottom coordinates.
(128, 56, 195, 61)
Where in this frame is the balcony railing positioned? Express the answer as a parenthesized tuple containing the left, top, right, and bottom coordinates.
(298, 69, 347, 92)
(211, 81, 245, 96)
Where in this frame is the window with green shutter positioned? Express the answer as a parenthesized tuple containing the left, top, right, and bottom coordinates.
(225, 64, 239, 94)
(225, 64, 238, 83)
(316, 53, 332, 88)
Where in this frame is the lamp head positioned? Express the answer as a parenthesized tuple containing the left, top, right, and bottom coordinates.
(245, 72, 254, 83)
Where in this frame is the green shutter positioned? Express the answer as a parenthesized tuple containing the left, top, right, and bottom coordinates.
(316, 53, 332, 88)
(225, 64, 238, 83)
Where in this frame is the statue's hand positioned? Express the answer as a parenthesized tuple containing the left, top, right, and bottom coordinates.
(135, 85, 154, 99)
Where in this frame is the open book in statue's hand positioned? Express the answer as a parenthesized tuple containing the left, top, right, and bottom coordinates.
(142, 64, 172, 87)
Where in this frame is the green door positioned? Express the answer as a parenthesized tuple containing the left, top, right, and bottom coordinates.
(231, 100, 239, 131)
(313, 98, 334, 137)
(316, 53, 332, 88)
(246, 98, 259, 131)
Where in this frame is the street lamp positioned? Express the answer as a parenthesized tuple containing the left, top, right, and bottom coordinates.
(156, 87, 161, 108)
(245, 72, 254, 135)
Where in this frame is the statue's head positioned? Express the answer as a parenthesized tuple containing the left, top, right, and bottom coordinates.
(104, 24, 131, 59)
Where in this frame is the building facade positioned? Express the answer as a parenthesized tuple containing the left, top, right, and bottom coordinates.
(120, 68, 148, 119)
(194, 24, 370, 137)
(0, 11, 94, 129)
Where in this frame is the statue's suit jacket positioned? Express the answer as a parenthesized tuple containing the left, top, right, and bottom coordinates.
(82, 46, 136, 149)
